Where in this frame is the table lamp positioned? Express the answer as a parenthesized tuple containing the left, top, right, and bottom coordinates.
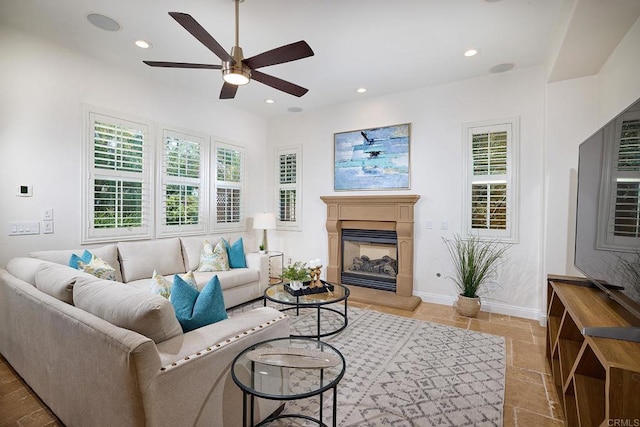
(253, 212, 276, 252)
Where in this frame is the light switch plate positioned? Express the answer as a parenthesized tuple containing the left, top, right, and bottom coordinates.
(8, 221, 40, 236)
(43, 221, 54, 234)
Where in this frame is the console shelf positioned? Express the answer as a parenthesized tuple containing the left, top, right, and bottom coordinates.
(547, 276, 640, 426)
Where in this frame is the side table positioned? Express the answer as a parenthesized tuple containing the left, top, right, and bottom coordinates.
(263, 251, 283, 285)
(231, 337, 346, 427)
(264, 282, 349, 340)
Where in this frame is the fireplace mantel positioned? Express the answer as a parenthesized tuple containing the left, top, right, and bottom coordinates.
(320, 195, 421, 310)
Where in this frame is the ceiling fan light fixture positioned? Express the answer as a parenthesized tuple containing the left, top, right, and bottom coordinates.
(222, 45, 251, 85)
(223, 68, 251, 85)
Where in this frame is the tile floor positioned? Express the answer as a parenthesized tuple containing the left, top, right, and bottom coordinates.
(0, 301, 564, 426)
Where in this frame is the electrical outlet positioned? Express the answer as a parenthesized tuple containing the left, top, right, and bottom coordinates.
(42, 208, 53, 220)
(440, 220, 449, 230)
(426, 219, 433, 229)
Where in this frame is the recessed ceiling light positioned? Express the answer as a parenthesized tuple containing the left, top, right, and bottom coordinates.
(135, 40, 152, 49)
(356, 87, 367, 93)
(265, 99, 275, 104)
(287, 107, 303, 113)
(87, 13, 121, 32)
(464, 49, 479, 57)
(489, 63, 515, 73)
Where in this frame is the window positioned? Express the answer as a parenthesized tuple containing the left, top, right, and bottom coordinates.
(276, 146, 302, 230)
(157, 128, 207, 237)
(598, 109, 640, 250)
(463, 118, 519, 242)
(82, 110, 152, 243)
(213, 140, 245, 230)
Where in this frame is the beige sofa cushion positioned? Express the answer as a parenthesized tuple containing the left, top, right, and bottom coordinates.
(73, 276, 182, 343)
(6, 257, 44, 286)
(180, 236, 214, 272)
(34, 261, 89, 305)
(118, 238, 185, 283)
(30, 244, 123, 282)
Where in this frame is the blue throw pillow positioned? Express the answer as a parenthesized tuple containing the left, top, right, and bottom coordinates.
(170, 274, 228, 333)
(69, 250, 92, 269)
(222, 238, 247, 268)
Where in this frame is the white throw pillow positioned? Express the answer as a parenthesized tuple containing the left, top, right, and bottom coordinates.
(197, 240, 230, 272)
(77, 253, 117, 281)
(150, 270, 172, 299)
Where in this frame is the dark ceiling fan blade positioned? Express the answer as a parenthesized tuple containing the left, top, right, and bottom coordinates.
(243, 41, 314, 70)
(143, 61, 222, 69)
(220, 82, 239, 99)
(251, 70, 309, 97)
(168, 12, 234, 63)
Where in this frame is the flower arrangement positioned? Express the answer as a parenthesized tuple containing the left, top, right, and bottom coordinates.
(281, 261, 312, 283)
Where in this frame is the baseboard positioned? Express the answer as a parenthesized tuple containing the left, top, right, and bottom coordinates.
(413, 290, 544, 324)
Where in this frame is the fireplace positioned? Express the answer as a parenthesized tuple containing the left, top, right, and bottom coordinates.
(320, 195, 421, 310)
(341, 229, 398, 292)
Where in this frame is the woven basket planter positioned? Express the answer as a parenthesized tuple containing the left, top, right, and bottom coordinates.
(456, 295, 481, 318)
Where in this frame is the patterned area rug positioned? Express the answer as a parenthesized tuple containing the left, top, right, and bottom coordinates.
(229, 301, 505, 426)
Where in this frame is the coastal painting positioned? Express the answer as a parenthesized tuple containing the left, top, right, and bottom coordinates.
(334, 123, 410, 190)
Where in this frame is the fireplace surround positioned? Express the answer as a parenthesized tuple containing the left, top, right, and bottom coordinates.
(320, 195, 421, 310)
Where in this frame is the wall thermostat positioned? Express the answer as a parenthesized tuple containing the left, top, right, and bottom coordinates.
(17, 185, 33, 197)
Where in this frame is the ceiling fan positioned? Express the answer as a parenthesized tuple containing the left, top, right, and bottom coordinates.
(143, 0, 314, 100)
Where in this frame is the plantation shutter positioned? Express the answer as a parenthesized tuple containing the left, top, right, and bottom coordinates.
(84, 112, 152, 243)
(464, 119, 518, 242)
(214, 141, 245, 230)
(276, 146, 302, 230)
(471, 129, 508, 230)
(157, 129, 207, 237)
(606, 111, 640, 245)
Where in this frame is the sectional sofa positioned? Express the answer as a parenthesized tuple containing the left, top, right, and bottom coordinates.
(0, 236, 289, 426)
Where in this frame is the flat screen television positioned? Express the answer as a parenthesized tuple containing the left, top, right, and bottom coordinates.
(574, 96, 640, 342)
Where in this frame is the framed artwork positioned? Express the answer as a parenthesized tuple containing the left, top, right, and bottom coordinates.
(334, 123, 410, 190)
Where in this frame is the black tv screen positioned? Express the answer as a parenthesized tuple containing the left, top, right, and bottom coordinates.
(574, 96, 640, 321)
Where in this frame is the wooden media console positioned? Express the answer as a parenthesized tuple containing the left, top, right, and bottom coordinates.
(546, 275, 640, 426)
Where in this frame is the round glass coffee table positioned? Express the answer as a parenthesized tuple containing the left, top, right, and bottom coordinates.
(231, 337, 346, 427)
(264, 282, 349, 340)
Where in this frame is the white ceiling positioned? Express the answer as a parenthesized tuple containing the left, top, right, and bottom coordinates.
(1, 0, 638, 119)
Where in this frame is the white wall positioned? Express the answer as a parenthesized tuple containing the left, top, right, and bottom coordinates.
(544, 76, 598, 280)
(0, 27, 267, 266)
(541, 16, 640, 322)
(267, 66, 546, 320)
(598, 16, 640, 125)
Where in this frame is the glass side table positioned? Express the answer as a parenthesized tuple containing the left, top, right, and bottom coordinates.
(231, 337, 345, 427)
(266, 251, 283, 285)
(264, 282, 349, 340)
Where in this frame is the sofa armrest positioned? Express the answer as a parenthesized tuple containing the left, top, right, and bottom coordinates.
(145, 307, 289, 426)
(245, 252, 269, 291)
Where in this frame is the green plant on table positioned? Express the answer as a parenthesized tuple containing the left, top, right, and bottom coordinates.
(443, 234, 509, 298)
(281, 261, 312, 283)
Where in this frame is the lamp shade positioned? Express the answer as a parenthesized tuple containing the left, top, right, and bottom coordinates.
(253, 212, 276, 230)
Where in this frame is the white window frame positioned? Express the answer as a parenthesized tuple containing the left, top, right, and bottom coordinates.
(211, 138, 246, 232)
(275, 145, 302, 231)
(462, 117, 519, 242)
(156, 126, 208, 238)
(82, 106, 153, 243)
(597, 109, 640, 251)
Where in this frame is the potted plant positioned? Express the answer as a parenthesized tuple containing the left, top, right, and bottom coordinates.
(443, 234, 509, 317)
(281, 261, 312, 289)
(258, 244, 266, 254)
